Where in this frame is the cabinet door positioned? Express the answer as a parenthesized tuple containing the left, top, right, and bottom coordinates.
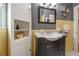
(36, 38, 47, 56)
(14, 38, 31, 56)
(36, 38, 58, 56)
(46, 42, 57, 56)
(37, 44, 47, 56)
(57, 36, 65, 56)
(11, 3, 31, 21)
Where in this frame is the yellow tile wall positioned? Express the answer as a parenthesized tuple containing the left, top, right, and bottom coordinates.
(0, 28, 8, 56)
(56, 20, 74, 52)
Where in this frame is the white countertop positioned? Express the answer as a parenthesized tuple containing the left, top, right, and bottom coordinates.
(36, 32, 66, 41)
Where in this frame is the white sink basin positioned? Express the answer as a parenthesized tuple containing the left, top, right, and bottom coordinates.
(36, 32, 66, 41)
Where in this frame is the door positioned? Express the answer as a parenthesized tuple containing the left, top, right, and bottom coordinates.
(74, 5, 79, 54)
(78, 8, 79, 52)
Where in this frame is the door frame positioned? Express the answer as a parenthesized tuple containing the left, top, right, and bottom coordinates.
(73, 5, 79, 53)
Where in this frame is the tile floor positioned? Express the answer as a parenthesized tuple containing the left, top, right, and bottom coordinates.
(66, 51, 79, 56)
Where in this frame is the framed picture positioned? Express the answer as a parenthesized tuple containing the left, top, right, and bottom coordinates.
(38, 6, 56, 24)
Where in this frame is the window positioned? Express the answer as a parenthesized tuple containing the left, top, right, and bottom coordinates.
(0, 3, 7, 28)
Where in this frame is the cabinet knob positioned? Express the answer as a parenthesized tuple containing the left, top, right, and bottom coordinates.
(29, 49, 31, 51)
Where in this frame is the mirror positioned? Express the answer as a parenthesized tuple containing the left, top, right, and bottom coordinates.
(38, 6, 56, 24)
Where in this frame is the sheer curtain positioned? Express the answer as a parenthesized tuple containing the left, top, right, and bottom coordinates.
(0, 3, 7, 28)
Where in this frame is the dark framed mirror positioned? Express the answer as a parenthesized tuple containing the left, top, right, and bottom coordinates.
(38, 6, 56, 24)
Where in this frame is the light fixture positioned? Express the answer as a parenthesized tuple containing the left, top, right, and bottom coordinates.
(39, 3, 56, 9)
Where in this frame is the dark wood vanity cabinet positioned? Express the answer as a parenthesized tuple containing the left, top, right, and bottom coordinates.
(56, 36, 65, 56)
(36, 36, 66, 56)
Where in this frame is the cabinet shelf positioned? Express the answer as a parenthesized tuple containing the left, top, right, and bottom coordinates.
(14, 19, 29, 40)
(14, 29, 29, 31)
(14, 19, 30, 22)
(14, 36, 29, 43)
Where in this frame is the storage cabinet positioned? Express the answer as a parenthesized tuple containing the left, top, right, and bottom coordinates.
(8, 3, 32, 56)
(36, 36, 66, 56)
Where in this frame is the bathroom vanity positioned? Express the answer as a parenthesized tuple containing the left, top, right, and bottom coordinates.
(35, 32, 66, 56)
